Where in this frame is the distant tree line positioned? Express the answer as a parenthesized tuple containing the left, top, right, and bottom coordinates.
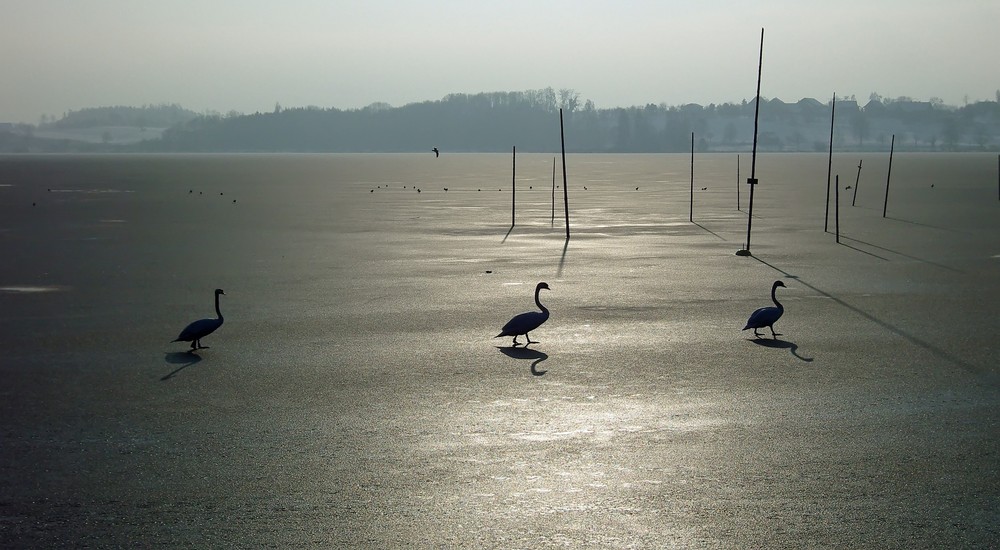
(40, 104, 198, 130)
(143, 89, 1000, 153)
(5, 90, 1000, 153)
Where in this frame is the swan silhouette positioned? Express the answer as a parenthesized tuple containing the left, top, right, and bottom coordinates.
(743, 280, 785, 338)
(496, 282, 550, 346)
(173, 289, 225, 351)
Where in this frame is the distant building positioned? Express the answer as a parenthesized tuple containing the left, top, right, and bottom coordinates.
(837, 100, 860, 113)
(863, 99, 886, 114)
(890, 100, 933, 114)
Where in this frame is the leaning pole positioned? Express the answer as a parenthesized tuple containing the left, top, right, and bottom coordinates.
(824, 94, 836, 232)
(737, 28, 764, 257)
(882, 134, 895, 218)
(560, 109, 570, 240)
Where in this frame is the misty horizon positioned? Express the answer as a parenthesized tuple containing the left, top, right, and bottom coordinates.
(11, 88, 999, 130)
(3, 2, 998, 124)
(7, 87, 994, 154)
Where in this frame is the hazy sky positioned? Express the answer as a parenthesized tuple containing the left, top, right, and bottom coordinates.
(3, 0, 998, 123)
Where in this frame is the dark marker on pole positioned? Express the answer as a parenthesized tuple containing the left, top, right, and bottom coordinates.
(883, 134, 894, 218)
(825, 93, 836, 232)
(689, 132, 695, 222)
(560, 109, 570, 240)
(835, 174, 840, 244)
(851, 159, 862, 206)
(737, 27, 764, 257)
(511, 145, 516, 227)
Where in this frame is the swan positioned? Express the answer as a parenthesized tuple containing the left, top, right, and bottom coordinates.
(743, 280, 785, 338)
(496, 282, 550, 346)
(173, 289, 225, 351)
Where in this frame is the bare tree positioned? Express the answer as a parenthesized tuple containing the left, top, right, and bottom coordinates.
(558, 89, 580, 113)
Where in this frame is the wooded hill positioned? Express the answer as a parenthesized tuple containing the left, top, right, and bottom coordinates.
(4, 90, 999, 153)
(144, 90, 1000, 153)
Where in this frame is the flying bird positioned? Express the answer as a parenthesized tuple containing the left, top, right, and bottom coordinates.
(496, 282, 550, 347)
(173, 289, 225, 351)
(743, 280, 786, 339)
(432, 147, 440, 158)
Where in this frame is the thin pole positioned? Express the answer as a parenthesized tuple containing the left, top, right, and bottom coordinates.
(851, 159, 862, 206)
(883, 134, 895, 218)
(835, 174, 840, 243)
(740, 27, 764, 255)
(551, 156, 556, 225)
(825, 94, 836, 232)
(737, 153, 741, 211)
(511, 145, 516, 227)
(560, 109, 570, 240)
(997, 153, 999, 201)
(689, 132, 695, 222)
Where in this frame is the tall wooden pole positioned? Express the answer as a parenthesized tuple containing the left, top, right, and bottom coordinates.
(511, 145, 516, 227)
(882, 134, 895, 218)
(851, 159, 862, 206)
(738, 27, 764, 256)
(825, 94, 836, 232)
(560, 109, 570, 240)
(689, 132, 695, 222)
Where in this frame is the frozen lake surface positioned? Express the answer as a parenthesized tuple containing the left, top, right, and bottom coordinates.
(1, 153, 998, 547)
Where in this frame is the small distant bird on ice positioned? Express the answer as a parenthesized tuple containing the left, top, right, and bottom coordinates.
(432, 147, 440, 158)
(496, 282, 550, 347)
(173, 289, 225, 351)
(743, 280, 785, 339)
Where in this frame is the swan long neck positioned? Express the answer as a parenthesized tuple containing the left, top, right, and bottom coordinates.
(771, 283, 783, 310)
(535, 286, 548, 315)
(215, 292, 224, 320)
